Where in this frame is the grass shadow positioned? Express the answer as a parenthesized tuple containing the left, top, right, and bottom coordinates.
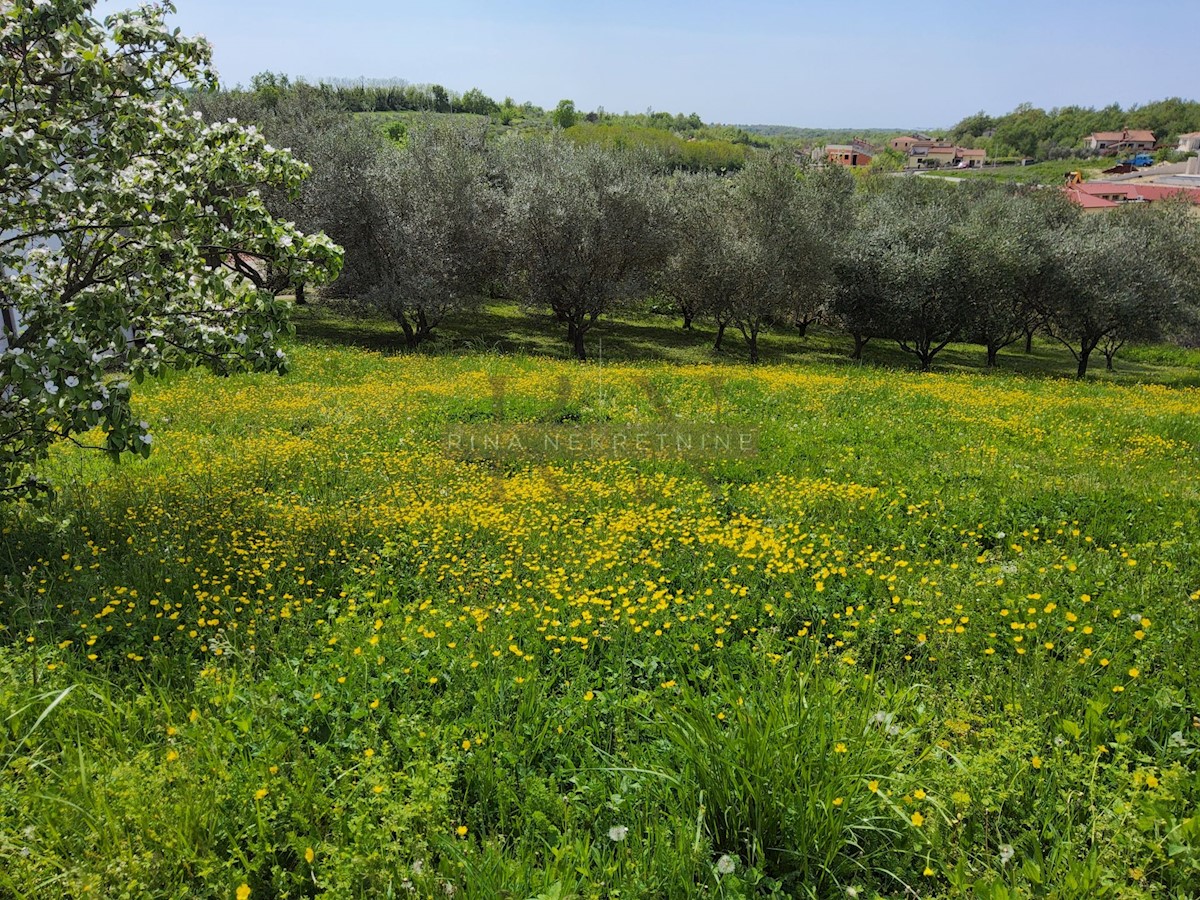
(291, 300, 1200, 387)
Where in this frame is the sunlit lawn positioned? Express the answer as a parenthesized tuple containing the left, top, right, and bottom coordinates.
(2, 308, 1199, 898)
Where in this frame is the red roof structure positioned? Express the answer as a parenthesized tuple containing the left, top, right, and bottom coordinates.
(1065, 188, 1119, 209)
(1064, 182, 1200, 209)
(1089, 130, 1156, 144)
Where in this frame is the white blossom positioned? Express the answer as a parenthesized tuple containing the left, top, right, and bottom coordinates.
(0, 1, 341, 498)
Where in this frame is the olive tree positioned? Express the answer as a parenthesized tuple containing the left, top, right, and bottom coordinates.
(738, 152, 839, 339)
(957, 189, 1050, 367)
(502, 137, 671, 360)
(1043, 204, 1194, 378)
(870, 183, 972, 371)
(717, 219, 774, 364)
(0, 1, 341, 499)
(659, 173, 761, 353)
(791, 162, 856, 335)
(359, 121, 503, 348)
(830, 214, 895, 361)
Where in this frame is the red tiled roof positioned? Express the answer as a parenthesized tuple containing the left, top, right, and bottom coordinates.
(1089, 130, 1156, 143)
(1123, 184, 1200, 202)
(1064, 182, 1200, 208)
(1065, 189, 1119, 209)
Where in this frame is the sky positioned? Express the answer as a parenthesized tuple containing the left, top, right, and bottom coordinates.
(97, 0, 1198, 128)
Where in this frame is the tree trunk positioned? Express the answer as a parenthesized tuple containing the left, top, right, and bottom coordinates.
(918, 339, 933, 372)
(747, 332, 759, 364)
(295, 281, 307, 305)
(682, 309, 694, 331)
(398, 316, 418, 350)
(986, 344, 999, 367)
(1024, 330, 1034, 354)
(414, 308, 433, 346)
(850, 333, 869, 360)
(571, 321, 588, 361)
(1103, 339, 1124, 371)
(714, 321, 727, 352)
(1077, 345, 1093, 379)
(796, 320, 809, 338)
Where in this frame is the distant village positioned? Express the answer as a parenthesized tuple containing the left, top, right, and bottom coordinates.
(815, 129, 1200, 210)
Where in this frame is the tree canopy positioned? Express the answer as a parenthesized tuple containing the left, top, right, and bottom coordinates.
(949, 98, 1200, 159)
(502, 137, 671, 360)
(0, 0, 341, 499)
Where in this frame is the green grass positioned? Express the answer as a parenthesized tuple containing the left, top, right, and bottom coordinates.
(2, 307, 1200, 898)
(920, 158, 1113, 186)
(294, 300, 1200, 387)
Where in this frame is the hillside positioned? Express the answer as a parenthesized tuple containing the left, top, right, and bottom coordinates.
(4, 309, 1200, 897)
(737, 125, 912, 145)
(948, 97, 1200, 159)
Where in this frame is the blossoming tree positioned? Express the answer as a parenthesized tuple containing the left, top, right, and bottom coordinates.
(0, 0, 342, 498)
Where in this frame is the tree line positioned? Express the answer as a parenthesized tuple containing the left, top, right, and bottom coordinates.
(239, 72, 764, 145)
(949, 98, 1200, 160)
(248, 72, 516, 118)
(192, 91, 1200, 378)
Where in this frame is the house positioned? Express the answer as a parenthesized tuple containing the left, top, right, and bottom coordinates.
(957, 148, 987, 167)
(819, 139, 875, 167)
(1063, 181, 1200, 212)
(1177, 132, 1200, 153)
(889, 134, 933, 153)
(902, 142, 987, 169)
(921, 145, 959, 167)
(1085, 129, 1156, 153)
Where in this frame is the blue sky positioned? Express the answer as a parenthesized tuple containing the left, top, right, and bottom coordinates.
(98, 0, 1197, 128)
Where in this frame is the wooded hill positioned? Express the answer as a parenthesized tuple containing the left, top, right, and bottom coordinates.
(947, 98, 1200, 159)
(230, 77, 1200, 171)
(225, 73, 764, 171)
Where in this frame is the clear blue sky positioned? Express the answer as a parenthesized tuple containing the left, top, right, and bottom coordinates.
(98, 0, 1197, 128)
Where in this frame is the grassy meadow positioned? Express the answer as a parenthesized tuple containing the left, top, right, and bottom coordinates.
(918, 158, 1113, 186)
(2, 308, 1200, 898)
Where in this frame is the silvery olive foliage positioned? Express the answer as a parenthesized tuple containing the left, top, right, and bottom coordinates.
(659, 172, 767, 358)
(502, 135, 671, 361)
(356, 120, 504, 348)
(0, 1, 342, 499)
(1042, 203, 1192, 378)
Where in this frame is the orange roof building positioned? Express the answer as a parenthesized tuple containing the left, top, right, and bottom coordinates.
(1086, 130, 1156, 153)
(1064, 181, 1200, 212)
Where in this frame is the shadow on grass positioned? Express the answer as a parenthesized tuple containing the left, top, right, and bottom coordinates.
(291, 300, 1200, 386)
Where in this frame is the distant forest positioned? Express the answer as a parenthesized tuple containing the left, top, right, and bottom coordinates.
(222, 73, 768, 172)
(246, 73, 763, 141)
(946, 98, 1200, 159)
(233, 76, 1200, 164)
(738, 126, 905, 143)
